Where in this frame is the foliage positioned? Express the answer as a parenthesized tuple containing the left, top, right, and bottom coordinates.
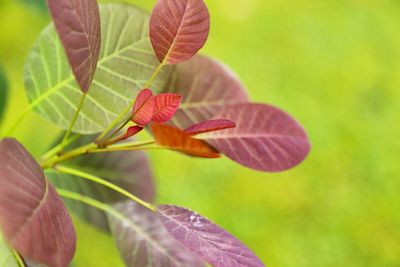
(0, 0, 311, 266)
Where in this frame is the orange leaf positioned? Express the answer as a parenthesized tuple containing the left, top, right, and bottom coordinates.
(151, 123, 220, 158)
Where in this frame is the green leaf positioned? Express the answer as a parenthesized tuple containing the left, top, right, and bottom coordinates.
(0, 65, 8, 122)
(0, 234, 20, 267)
(24, 3, 171, 134)
(46, 135, 155, 231)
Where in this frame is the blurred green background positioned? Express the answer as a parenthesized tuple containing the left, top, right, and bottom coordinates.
(1, 0, 400, 266)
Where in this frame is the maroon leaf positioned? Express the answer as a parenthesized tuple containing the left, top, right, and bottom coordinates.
(184, 119, 236, 135)
(109, 201, 204, 267)
(158, 205, 265, 267)
(150, 0, 210, 64)
(122, 126, 144, 140)
(203, 103, 311, 172)
(47, 135, 155, 231)
(151, 123, 220, 158)
(47, 0, 101, 92)
(152, 94, 182, 123)
(163, 55, 249, 129)
(0, 139, 76, 267)
(132, 89, 156, 126)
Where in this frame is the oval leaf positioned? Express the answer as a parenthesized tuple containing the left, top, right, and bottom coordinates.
(24, 3, 170, 134)
(151, 123, 220, 158)
(47, 135, 155, 231)
(150, 0, 210, 64)
(47, 0, 101, 92)
(0, 66, 8, 122)
(163, 55, 249, 129)
(184, 119, 236, 135)
(152, 94, 182, 123)
(0, 139, 76, 267)
(109, 201, 204, 267)
(204, 103, 311, 172)
(158, 205, 265, 267)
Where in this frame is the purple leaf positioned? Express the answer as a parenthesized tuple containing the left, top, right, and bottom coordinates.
(47, 135, 155, 231)
(158, 205, 265, 267)
(150, 0, 210, 64)
(184, 119, 236, 135)
(47, 0, 101, 92)
(0, 139, 76, 267)
(109, 201, 204, 267)
(163, 55, 249, 128)
(204, 103, 311, 172)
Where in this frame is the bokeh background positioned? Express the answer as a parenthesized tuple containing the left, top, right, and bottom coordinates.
(1, 0, 400, 266)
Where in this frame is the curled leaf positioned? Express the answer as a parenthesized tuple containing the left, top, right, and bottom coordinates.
(151, 123, 220, 158)
(109, 201, 204, 267)
(158, 205, 265, 267)
(152, 94, 182, 123)
(132, 89, 155, 126)
(164, 55, 249, 129)
(122, 126, 144, 140)
(150, 0, 210, 64)
(0, 139, 76, 267)
(204, 103, 311, 172)
(47, 0, 101, 92)
(184, 119, 236, 135)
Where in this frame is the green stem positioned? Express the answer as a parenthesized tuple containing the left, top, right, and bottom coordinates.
(61, 93, 87, 148)
(40, 140, 156, 168)
(56, 189, 155, 231)
(55, 167, 156, 212)
(41, 134, 80, 161)
(96, 62, 165, 143)
(11, 250, 25, 267)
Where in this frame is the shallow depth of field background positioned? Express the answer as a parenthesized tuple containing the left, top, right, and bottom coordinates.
(1, 0, 399, 266)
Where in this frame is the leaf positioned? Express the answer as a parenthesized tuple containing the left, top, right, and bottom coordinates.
(152, 94, 182, 123)
(24, 3, 171, 134)
(0, 234, 20, 267)
(184, 119, 236, 135)
(0, 65, 8, 122)
(204, 103, 311, 172)
(120, 126, 144, 141)
(150, 0, 210, 64)
(0, 139, 76, 267)
(47, 135, 155, 231)
(109, 201, 204, 267)
(158, 205, 265, 267)
(132, 89, 155, 126)
(163, 55, 249, 129)
(47, 0, 101, 92)
(151, 123, 220, 158)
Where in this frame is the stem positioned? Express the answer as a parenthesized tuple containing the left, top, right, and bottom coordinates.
(55, 166, 156, 212)
(40, 141, 155, 168)
(96, 62, 165, 143)
(41, 134, 80, 161)
(12, 250, 25, 267)
(56, 189, 156, 233)
(61, 93, 87, 148)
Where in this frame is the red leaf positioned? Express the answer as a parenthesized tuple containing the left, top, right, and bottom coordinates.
(184, 119, 236, 135)
(151, 123, 220, 158)
(152, 94, 182, 123)
(0, 139, 76, 267)
(204, 104, 311, 172)
(132, 89, 155, 126)
(150, 0, 210, 64)
(163, 55, 249, 129)
(119, 126, 144, 142)
(47, 0, 101, 92)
